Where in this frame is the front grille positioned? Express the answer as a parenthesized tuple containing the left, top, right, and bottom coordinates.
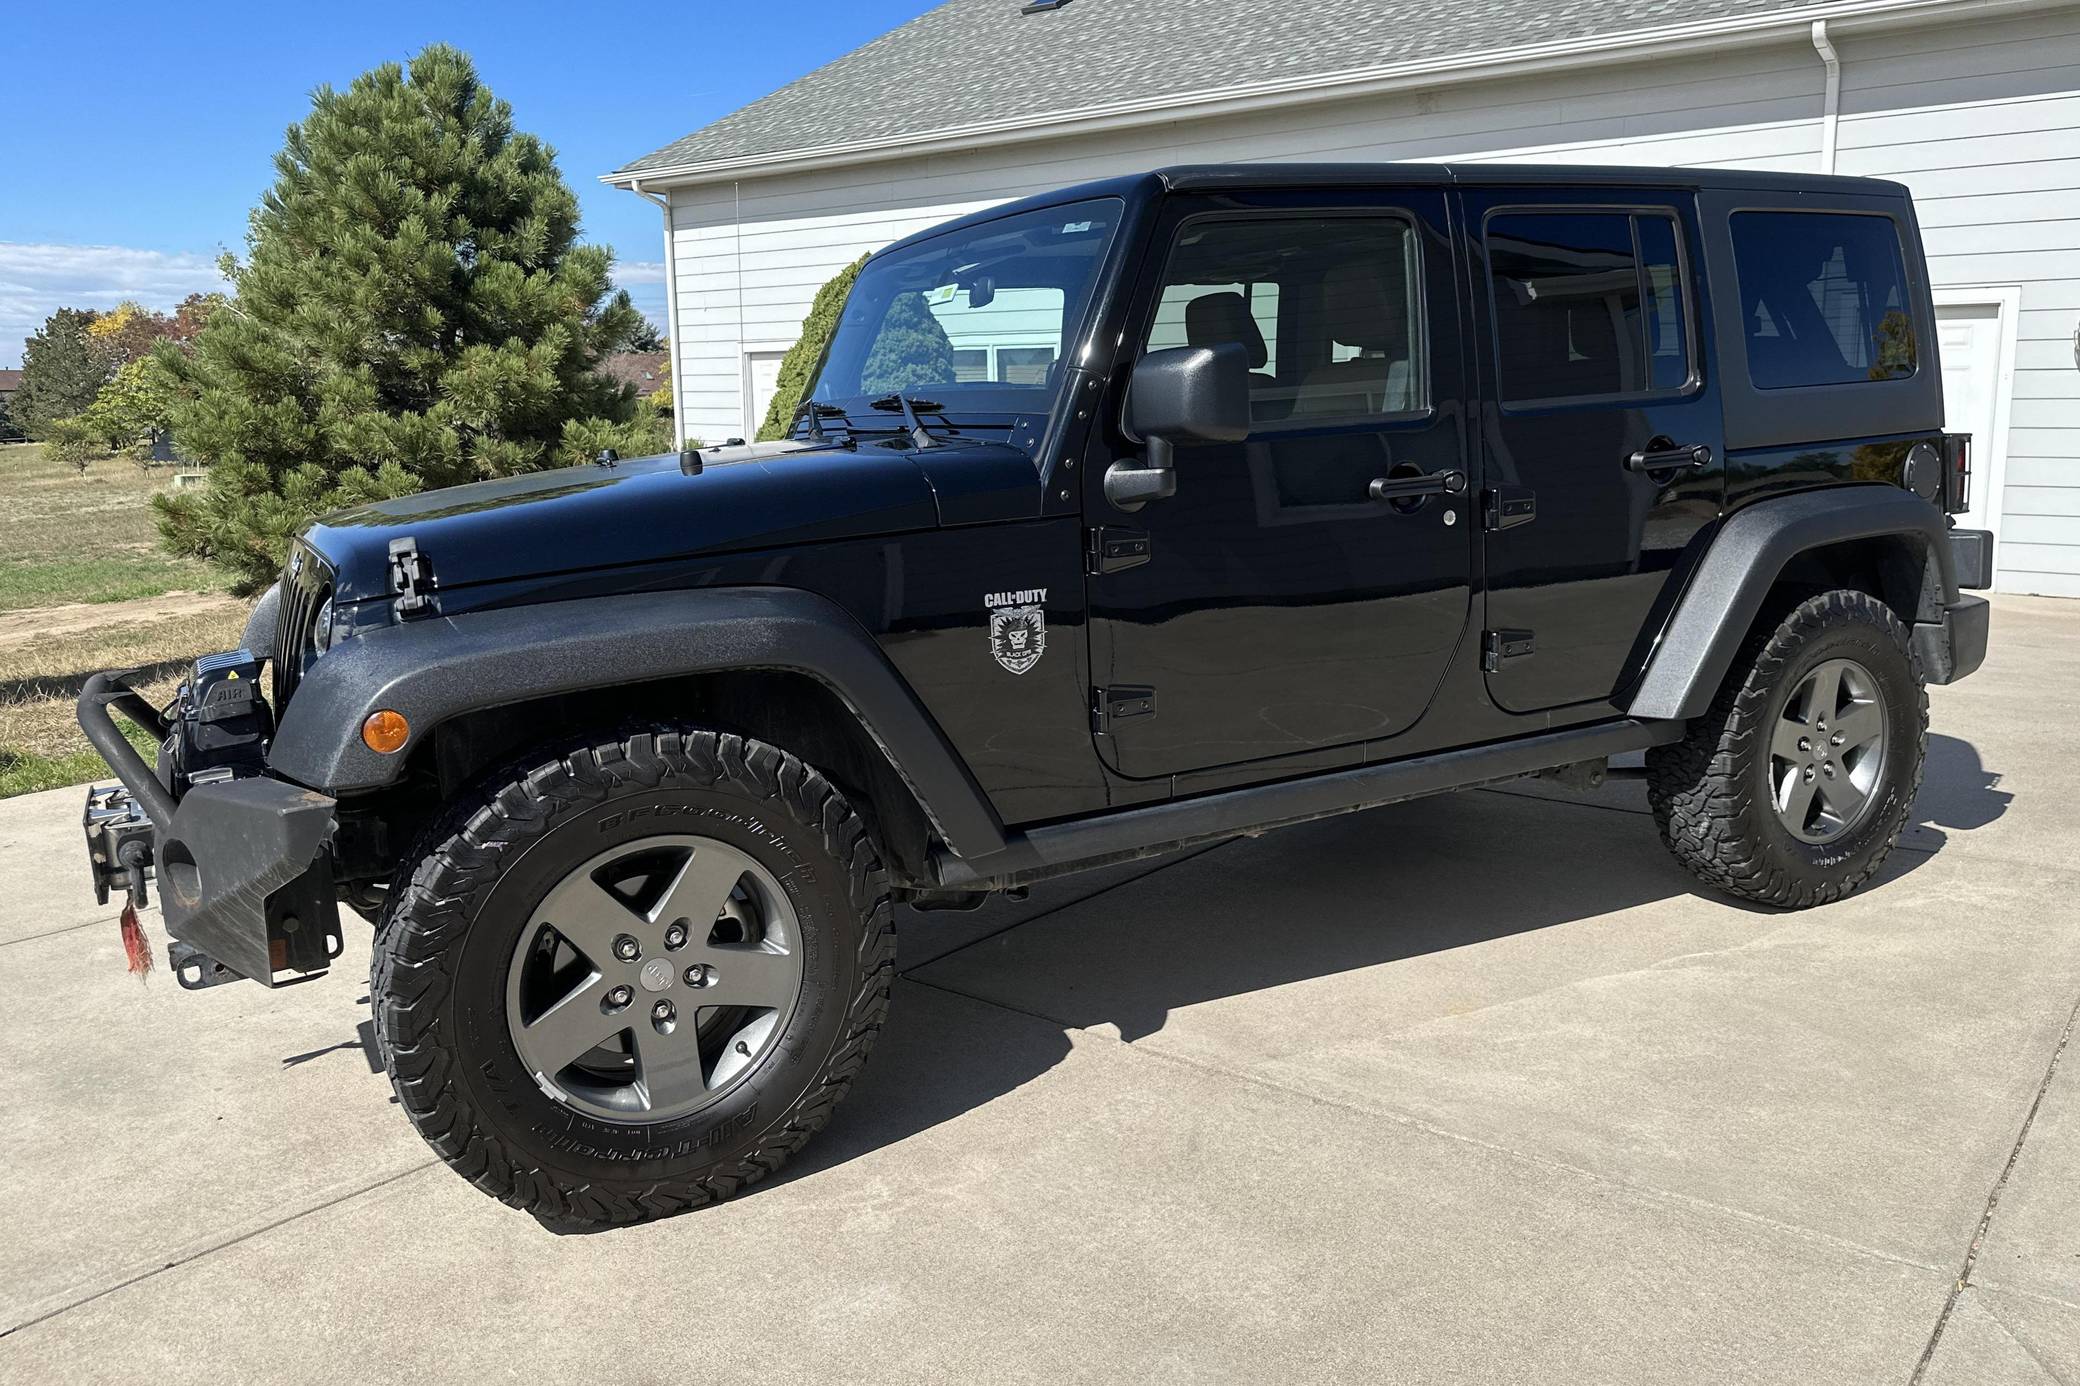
(271, 544, 333, 711)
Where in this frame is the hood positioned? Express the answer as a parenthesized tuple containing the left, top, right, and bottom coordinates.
(302, 437, 1038, 603)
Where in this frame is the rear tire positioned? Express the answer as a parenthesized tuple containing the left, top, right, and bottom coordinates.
(371, 727, 893, 1227)
(1647, 590, 1926, 908)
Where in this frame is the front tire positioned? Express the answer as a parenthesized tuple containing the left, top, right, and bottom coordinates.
(371, 727, 893, 1227)
(1647, 590, 1927, 908)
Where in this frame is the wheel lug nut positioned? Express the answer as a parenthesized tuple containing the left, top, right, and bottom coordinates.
(613, 934, 640, 962)
(663, 922, 688, 950)
(604, 985, 633, 1011)
(1823, 763, 1836, 778)
(1797, 737, 1811, 753)
(684, 963, 711, 987)
(1831, 731, 1845, 747)
(651, 1000, 674, 1022)
(1802, 766, 1816, 783)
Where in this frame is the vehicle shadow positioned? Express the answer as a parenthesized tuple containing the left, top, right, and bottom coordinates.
(771, 733, 2010, 1203)
(1902, 732, 2012, 848)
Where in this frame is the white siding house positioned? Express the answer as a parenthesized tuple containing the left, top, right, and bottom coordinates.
(607, 0, 2080, 596)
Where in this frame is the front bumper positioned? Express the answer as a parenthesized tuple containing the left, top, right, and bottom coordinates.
(77, 670, 341, 987)
(1913, 594, 1990, 686)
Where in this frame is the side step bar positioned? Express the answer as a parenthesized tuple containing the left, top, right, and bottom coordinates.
(930, 718, 1680, 892)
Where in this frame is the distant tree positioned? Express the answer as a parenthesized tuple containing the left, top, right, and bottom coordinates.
(88, 301, 179, 366)
(860, 290, 955, 396)
(166, 292, 228, 348)
(617, 318, 667, 353)
(76, 355, 183, 453)
(11, 308, 112, 439)
(756, 256, 866, 441)
(155, 44, 655, 591)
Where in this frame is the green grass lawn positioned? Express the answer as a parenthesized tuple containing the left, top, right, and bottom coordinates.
(0, 443, 227, 612)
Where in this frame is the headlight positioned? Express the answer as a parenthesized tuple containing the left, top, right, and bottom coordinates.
(310, 594, 336, 654)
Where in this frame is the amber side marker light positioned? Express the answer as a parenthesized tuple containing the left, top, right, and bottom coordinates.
(362, 709, 411, 754)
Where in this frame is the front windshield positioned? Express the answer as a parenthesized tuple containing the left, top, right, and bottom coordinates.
(805, 198, 1124, 443)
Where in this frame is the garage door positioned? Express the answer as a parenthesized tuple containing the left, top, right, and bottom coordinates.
(1935, 299, 2010, 581)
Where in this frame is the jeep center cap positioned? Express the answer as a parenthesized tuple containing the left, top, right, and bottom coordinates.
(638, 958, 675, 993)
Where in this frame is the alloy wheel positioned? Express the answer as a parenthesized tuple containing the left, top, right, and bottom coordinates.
(1769, 657, 1888, 844)
(504, 834, 804, 1122)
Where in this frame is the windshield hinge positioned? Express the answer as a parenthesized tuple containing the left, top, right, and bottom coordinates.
(387, 537, 437, 620)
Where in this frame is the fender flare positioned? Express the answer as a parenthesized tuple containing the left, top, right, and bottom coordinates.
(1626, 486, 1959, 722)
(267, 586, 1008, 858)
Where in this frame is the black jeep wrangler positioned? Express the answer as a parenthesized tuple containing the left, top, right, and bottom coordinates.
(79, 164, 1991, 1226)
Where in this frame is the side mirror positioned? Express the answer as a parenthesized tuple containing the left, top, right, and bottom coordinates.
(1108, 343, 1251, 510)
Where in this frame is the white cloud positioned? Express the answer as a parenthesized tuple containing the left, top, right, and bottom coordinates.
(0, 242, 230, 368)
(612, 260, 669, 337)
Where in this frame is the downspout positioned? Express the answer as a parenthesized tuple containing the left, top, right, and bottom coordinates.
(627, 178, 690, 449)
(1811, 20, 1842, 174)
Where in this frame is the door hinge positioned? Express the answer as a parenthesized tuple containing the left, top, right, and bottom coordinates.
(1482, 629, 1535, 673)
(1086, 526, 1152, 576)
(1092, 684, 1157, 732)
(1483, 485, 1536, 531)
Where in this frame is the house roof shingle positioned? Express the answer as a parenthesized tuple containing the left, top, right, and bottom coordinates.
(0, 370, 23, 393)
(614, 0, 1844, 178)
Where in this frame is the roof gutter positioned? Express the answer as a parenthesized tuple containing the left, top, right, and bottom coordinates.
(603, 0, 2049, 191)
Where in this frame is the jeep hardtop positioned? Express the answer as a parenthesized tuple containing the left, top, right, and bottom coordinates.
(78, 163, 1991, 1225)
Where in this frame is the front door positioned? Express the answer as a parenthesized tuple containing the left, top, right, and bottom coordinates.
(1464, 190, 1725, 713)
(1084, 189, 1472, 782)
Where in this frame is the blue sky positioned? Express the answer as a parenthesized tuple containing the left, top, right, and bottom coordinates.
(0, 0, 937, 366)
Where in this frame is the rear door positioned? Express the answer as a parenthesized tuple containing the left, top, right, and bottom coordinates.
(1083, 186, 1473, 781)
(1464, 189, 1724, 712)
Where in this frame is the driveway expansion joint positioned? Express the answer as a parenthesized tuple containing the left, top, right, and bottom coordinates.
(1910, 984, 2080, 1385)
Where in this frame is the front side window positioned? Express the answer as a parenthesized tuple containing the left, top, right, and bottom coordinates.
(810, 198, 1121, 434)
(1485, 210, 1692, 406)
(1141, 216, 1424, 425)
(1731, 211, 1916, 389)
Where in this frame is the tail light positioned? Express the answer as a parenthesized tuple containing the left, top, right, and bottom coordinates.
(1943, 432, 1971, 514)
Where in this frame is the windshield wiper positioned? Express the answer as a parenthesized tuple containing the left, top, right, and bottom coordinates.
(791, 399, 858, 444)
(868, 394, 946, 450)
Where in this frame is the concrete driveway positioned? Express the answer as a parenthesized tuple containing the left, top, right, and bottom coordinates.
(2, 594, 2075, 1384)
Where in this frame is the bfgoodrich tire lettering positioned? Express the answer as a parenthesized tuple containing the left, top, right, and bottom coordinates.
(371, 728, 893, 1227)
(1646, 590, 1927, 908)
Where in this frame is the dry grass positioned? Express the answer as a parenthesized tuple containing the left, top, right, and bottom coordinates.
(0, 605, 252, 798)
(0, 443, 249, 796)
(0, 442, 227, 612)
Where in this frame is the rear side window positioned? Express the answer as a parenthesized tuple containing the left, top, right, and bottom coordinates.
(1485, 211, 1692, 406)
(1731, 211, 1916, 390)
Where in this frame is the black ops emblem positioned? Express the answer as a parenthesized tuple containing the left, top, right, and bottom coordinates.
(984, 588, 1048, 675)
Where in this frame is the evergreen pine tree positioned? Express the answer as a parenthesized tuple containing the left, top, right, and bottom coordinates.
(860, 291, 955, 396)
(157, 44, 655, 591)
(12, 308, 113, 439)
(756, 256, 866, 441)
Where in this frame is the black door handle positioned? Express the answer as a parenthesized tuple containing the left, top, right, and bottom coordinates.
(1625, 441, 1713, 473)
(1368, 469, 1466, 503)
